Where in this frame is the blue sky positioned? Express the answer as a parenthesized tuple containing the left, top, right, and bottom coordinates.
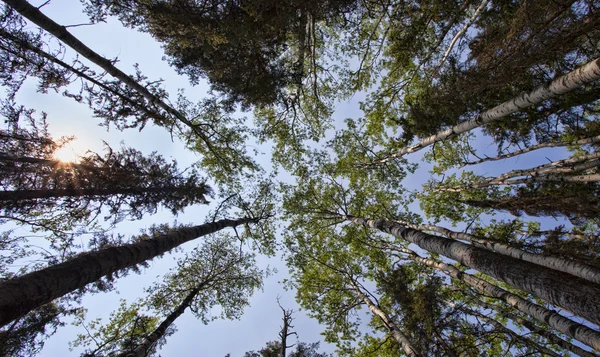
(8, 1, 592, 356)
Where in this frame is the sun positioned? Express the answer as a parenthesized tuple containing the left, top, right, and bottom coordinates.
(53, 141, 83, 163)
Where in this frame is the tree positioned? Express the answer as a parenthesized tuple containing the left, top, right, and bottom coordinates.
(70, 299, 162, 357)
(388, 217, 600, 284)
(241, 341, 329, 357)
(81, 0, 358, 108)
(1, 2, 258, 184)
(1, 142, 211, 223)
(345, 215, 600, 326)
(128, 234, 262, 357)
(0, 301, 81, 357)
(277, 299, 297, 357)
(370, 57, 600, 164)
(0, 216, 263, 327)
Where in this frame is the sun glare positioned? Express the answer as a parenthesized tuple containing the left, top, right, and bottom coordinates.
(53, 141, 82, 163)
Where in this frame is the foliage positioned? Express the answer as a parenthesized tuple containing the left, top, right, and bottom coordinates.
(70, 299, 161, 357)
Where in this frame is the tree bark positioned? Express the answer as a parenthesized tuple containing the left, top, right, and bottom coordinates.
(493, 152, 600, 181)
(0, 187, 182, 201)
(350, 281, 421, 357)
(434, 0, 489, 76)
(472, 298, 599, 357)
(394, 220, 600, 284)
(0, 217, 257, 327)
(2, 0, 195, 129)
(124, 287, 201, 357)
(345, 215, 600, 326)
(464, 134, 600, 166)
(449, 302, 562, 357)
(372, 57, 600, 162)
(391, 247, 600, 351)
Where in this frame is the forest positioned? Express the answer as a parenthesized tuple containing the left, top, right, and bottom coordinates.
(0, 0, 599, 356)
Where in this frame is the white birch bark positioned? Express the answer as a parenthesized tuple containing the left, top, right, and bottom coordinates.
(393, 219, 600, 284)
(464, 134, 600, 166)
(437, 172, 600, 192)
(493, 152, 600, 181)
(472, 298, 599, 357)
(350, 281, 421, 357)
(373, 57, 600, 162)
(391, 246, 600, 351)
(344, 215, 600, 327)
(434, 0, 490, 76)
(448, 301, 562, 357)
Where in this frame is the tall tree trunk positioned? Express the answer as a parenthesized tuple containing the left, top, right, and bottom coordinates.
(394, 219, 600, 284)
(493, 152, 600, 181)
(371, 57, 600, 162)
(464, 194, 600, 218)
(277, 300, 295, 357)
(350, 281, 421, 357)
(449, 302, 562, 357)
(0, 27, 164, 124)
(0, 187, 195, 201)
(433, 0, 490, 76)
(438, 173, 600, 192)
(471, 298, 599, 357)
(392, 246, 600, 351)
(2, 0, 195, 130)
(0, 217, 257, 327)
(124, 287, 201, 357)
(436, 153, 600, 192)
(344, 215, 600, 326)
(464, 134, 600, 166)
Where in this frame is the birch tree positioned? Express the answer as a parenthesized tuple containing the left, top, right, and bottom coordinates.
(371, 57, 600, 163)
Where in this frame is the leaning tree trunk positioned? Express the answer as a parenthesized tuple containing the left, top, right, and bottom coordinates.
(464, 134, 600, 166)
(350, 281, 421, 357)
(0, 217, 257, 327)
(0, 27, 164, 124)
(371, 57, 600, 163)
(392, 246, 600, 351)
(0, 187, 194, 201)
(124, 287, 201, 357)
(344, 215, 600, 326)
(395, 219, 600, 284)
(449, 302, 562, 357)
(2, 0, 196, 130)
(471, 298, 599, 357)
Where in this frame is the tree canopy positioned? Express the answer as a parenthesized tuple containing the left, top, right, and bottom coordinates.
(1, 0, 600, 356)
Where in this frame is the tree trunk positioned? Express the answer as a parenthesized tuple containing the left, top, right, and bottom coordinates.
(124, 287, 201, 357)
(464, 195, 600, 219)
(395, 219, 600, 284)
(464, 134, 600, 166)
(0, 217, 257, 327)
(345, 215, 600, 326)
(372, 57, 600, 162)
(449, 302, 562, 357)
(2, 0, 194, 129)
(493, 152, 600, 181)
(350, 281, 421, 357)
(393, 247, 600, 351)
(0, 27, 164, 124)
(434, 0, 489, 76)
(472, 298, 599, 357)
(0, 187, 182, 201)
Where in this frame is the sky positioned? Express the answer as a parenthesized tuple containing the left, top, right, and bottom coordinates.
(6, 1, 590, 356)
